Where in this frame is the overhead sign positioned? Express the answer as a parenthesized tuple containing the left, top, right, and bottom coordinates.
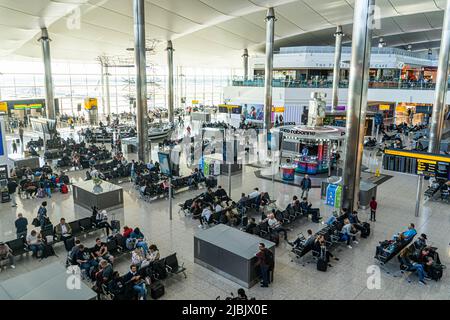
(396, 105, 406, 113)
(0, 102, 7, 112)
(272, 106, 285, 113)
(192, 100, 199, 105)
(84, 98, 98, 110)
(13, 103, 43, 110)
(379, 104, 390, 111)
(384, 149, 450, 164)
(383, 148, 450, 177)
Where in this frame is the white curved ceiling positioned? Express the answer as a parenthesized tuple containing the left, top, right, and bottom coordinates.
(0, 0, 447, 67)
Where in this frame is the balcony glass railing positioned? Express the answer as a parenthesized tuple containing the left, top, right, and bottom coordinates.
(231, 78, 439, 90)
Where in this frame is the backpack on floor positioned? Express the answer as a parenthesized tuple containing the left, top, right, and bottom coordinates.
(361, 222, 371, 238)
(37, 188, 46, 198)
(60, 184, 69, 194)
(430, 264, 444, 281)
(41, 244, 56, 259)
(150, 281, 165, 299)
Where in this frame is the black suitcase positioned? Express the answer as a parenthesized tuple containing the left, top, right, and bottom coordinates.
(111, 220, 120, 233)
(361, 222, 371, 238)
(317, 258, 328, 272)
(150, 281, 165, 299)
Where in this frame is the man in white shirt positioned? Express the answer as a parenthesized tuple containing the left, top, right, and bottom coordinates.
(200, 205, 213, 227)
(265, 211, 288, 240)
(248, 188, 260, 199)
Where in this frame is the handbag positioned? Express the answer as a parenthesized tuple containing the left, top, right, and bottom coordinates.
(32, 218, 40, 227)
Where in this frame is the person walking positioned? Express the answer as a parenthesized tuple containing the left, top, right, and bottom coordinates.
(7, 178, 18, 208)
(300, 174, 312, 199)
(18, 125, 24, 146)
(12, 140, 17, 153)
(37, 201, 49, 229)
(15, 213, 28, 239)
(369, 197, 378, 222)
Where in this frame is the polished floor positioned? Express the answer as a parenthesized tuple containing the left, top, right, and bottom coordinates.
(1, 127, 450, 300)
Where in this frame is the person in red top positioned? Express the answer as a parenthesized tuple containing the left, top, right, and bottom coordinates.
(123, 226, 133, 238)
(369, 197, 378, 222)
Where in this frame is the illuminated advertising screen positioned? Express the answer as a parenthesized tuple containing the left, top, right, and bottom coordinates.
(158, 152, 171, 177)
(242, 104, 264, 121)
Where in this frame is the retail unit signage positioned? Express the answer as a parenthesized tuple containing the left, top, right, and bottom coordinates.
(379, 104, 390, 111)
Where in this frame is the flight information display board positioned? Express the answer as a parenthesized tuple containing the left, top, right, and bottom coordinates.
(383, 148, 450, 178)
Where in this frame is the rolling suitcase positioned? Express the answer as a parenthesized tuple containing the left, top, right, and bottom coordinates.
(316, 247, 328, 272)
(317, 258, 328, 272)
(361, 222, 371, 238)
(111, 220, 120, 233)
(150, 281, 165, 299)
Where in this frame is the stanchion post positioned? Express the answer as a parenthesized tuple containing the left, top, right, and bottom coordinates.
(415, 175, 424, 217)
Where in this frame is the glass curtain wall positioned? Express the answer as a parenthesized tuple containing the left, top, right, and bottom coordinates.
(0, 60, 234, 115)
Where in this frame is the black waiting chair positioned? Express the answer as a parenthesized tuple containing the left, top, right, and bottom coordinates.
(79, 217, 96, 233)
(6, 238, 28, 257)
(165, 253, 187, 279)
(68, 221, 82, 237)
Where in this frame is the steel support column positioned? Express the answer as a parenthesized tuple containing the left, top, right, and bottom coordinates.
(133, 0, 149, 163)
(263, 8, 275, 132)
(38, 28, 55, 120)
(104, 64, 111, 116)
(429, 0, 450, 154)
(342, 0, 375, 211)
(243, 49, 249, 81)
(167, 40, 175, 124)
(331, 26, 343, 112)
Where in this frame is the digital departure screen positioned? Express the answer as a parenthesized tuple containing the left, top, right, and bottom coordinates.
(416, 159, 436, 177)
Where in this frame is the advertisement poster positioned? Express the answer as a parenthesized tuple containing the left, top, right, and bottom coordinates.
(242, 104, 264, 121)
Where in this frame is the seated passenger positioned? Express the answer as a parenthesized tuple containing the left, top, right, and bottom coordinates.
(122, 226, 134, 238)
(200, 205, 213, 227)
(398, 223, 417, 241)
(413, 233, 427, 251)
(91, 238, 114, 264)
(248, 187, 260, 200)
(131, 248, 145, 267)
(191, 200, 202, 219)
(75, 244, 99, 275)
(245, 218, 258, 234)
(26, 230, 45, 258)
(313, 235, 339, 267)
(214, 186, 230, 203)
(0, 242, 15, 269)
(341, 218, 359, 249)
(55, 218, 72, 245)
(95, 259, 114, 290)
(237, 193, 248, 209)
(375, 234, 406, 258)
(289, 229, 314, 249)
(147, 244, 160, 262)
(265, 211, 288, 241)
(202, 188, 215, 204)
(130, 228, 148, 255)
(122, 264, 147, 300)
